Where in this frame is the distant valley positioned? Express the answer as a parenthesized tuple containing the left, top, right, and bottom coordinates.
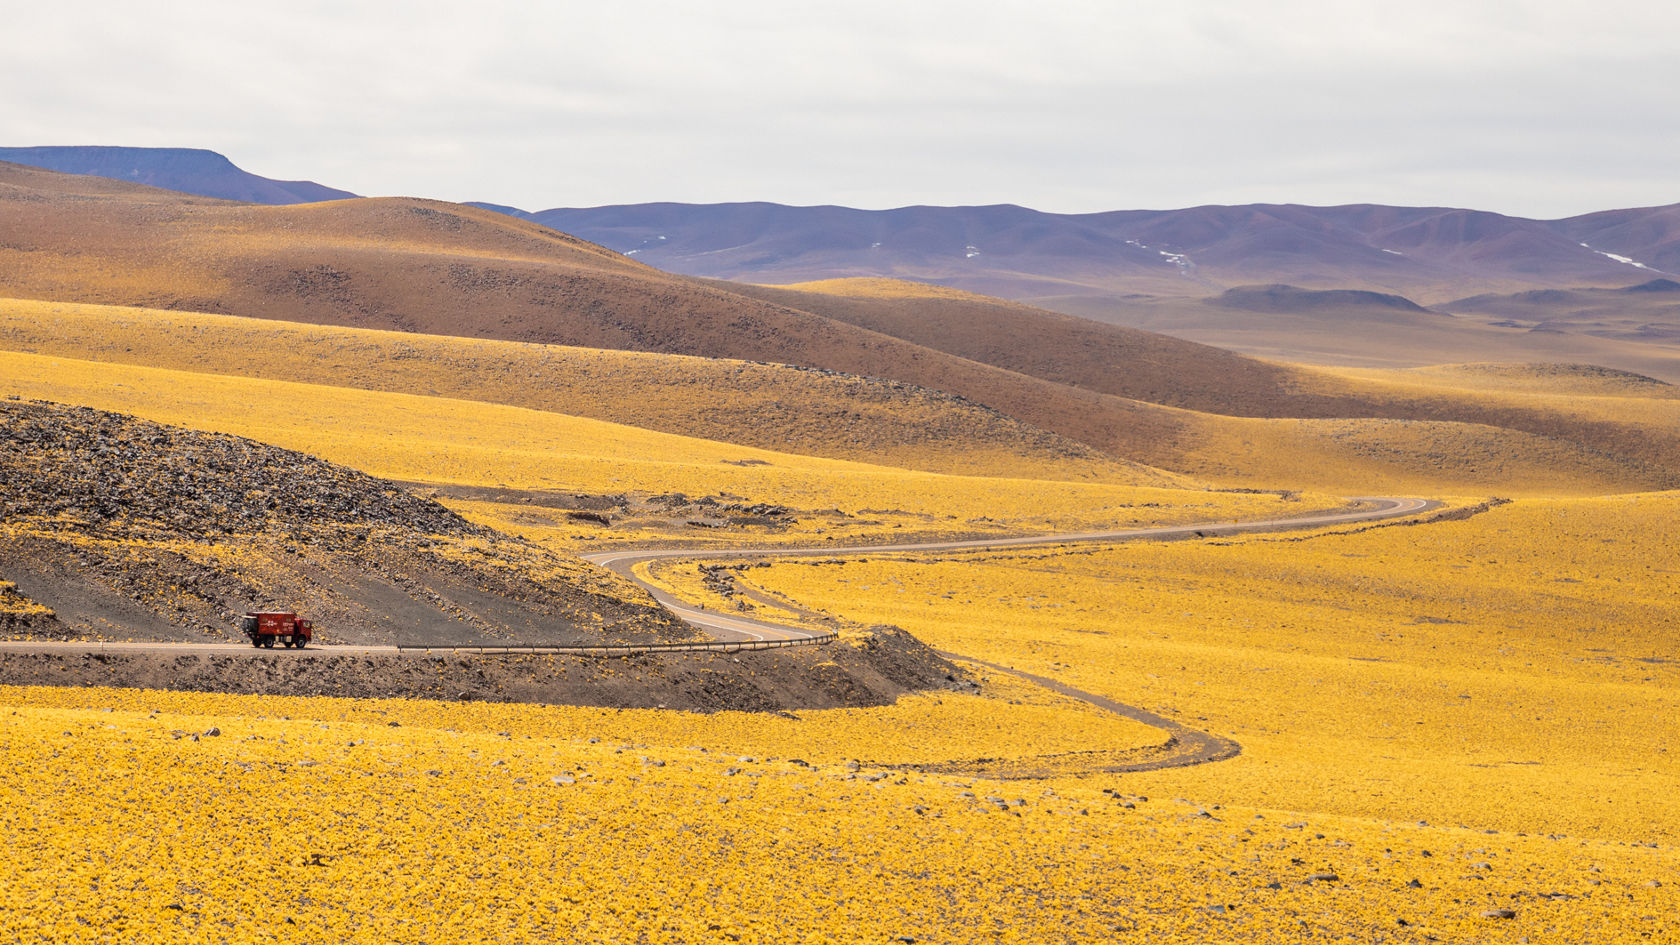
(5, 145, 1672, 377)
(2, 156, 1677, 497)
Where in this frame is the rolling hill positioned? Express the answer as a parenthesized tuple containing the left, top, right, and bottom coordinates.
(1443, 278, 1680, 343)
(519, 200, 1680, 375)
(6, 146, 1676, 385)
(1555, 203, 1680, 275)
(3, 160, 1679, 494)
(1055, 283, 1680, 381)
(5, 146, 1675, 304)
(0, 297, 1163, 484)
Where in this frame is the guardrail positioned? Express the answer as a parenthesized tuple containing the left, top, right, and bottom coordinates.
(392, 632, 836, 657)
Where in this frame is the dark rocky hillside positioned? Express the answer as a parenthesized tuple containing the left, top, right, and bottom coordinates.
(0, 399, 688, 646)
(0, 400, 965, 711)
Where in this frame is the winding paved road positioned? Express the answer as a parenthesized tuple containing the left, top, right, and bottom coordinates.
(1, 497, 1435, 775)
(572, 496, 1433, 774)
(0, 497, 1432, 658)
(581, 496, 1434, 643)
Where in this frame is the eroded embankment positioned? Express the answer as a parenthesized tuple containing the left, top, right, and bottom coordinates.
(0, 399, 685, 646)
(0, 625, 964, 712)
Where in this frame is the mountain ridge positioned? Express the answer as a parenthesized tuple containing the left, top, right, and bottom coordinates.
(3, 145, 1676, 305)
(524, 199, 1680, 305)
(0, 146, 356, 205)
(3, 158, 1677, 492)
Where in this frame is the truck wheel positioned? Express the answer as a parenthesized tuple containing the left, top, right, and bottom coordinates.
(250, 637, 262, 649)
(295, 638, 307, 650)
(262, 637, 275, 649)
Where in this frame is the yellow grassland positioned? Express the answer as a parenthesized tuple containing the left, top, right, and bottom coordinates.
(5, 289, 1678, 939)
(1311, 362, 1680, 427)
(771, 277, 1006, 302)
(1172, 414, 1671, 496)
(1154, 364, 1680, 496)
(0, 349, 1325, 547)
(7, 297, 1678, 496)
(732, 495, 1680, 846)
(1331, 362, 1680, 399)
(2, 680, 1672, 944)
(0, 297, 1163, 483)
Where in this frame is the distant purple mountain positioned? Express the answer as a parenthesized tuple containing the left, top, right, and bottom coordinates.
(496, 200, 1680, 305)
(0, 146, 356, 205)
(8, 146, 1676, 305)
(465, 201, 535, 220)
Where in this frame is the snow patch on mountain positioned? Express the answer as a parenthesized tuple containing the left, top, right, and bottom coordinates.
(1580, 242, 1654, 270)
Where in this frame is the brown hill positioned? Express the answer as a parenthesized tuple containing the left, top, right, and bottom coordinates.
(4, 162, 1678, 492)
(1055, 284, 1680, 383)
(715, 279, 1336, 416)
(1443, 280, 1680, 344)
(1209, 284, 1434, 314)
(733, 280, 1680, 488)
(0, 298, 1164, 484)
(0, 162, 1277, 464)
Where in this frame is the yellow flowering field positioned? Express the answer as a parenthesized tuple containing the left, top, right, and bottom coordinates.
(16, 297, 1680, 500)
(0, 296, 1160, 483)
(3, 683, 1673, 944)
(7, 493, 1672, 941)
(1172, 413, 1678, 495)
(734, 494, 1680, 846)
(4, 294, 1677, 940)
(0, 348, 1322, 544)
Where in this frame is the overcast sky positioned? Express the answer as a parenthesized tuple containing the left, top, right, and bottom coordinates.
(6, 0, 1677, 217)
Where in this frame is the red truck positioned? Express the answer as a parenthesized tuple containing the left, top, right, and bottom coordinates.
(240, 612, 313, 649)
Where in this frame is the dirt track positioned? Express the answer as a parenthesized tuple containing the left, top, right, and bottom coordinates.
(573, 496, 1434, 773)
(582, 496, 1435, 643)
(3, 497, 1436, 767)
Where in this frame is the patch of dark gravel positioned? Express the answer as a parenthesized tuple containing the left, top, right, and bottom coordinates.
(0, 398, 480, 538)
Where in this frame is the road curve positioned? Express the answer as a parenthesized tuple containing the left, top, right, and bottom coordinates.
(0, 498, 1431, 659)
(582, 496, 1436, 644)
(3, 497, 1435, 776)
(936, 653, 1241, 776)
(572, 496, 1429, 776)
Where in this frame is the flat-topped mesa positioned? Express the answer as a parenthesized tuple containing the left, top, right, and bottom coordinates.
(0, 146, 356, 204)
(1210, 284, 1434, 313)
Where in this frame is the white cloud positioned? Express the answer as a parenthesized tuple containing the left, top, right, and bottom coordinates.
(5, 0, 1679, 216)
